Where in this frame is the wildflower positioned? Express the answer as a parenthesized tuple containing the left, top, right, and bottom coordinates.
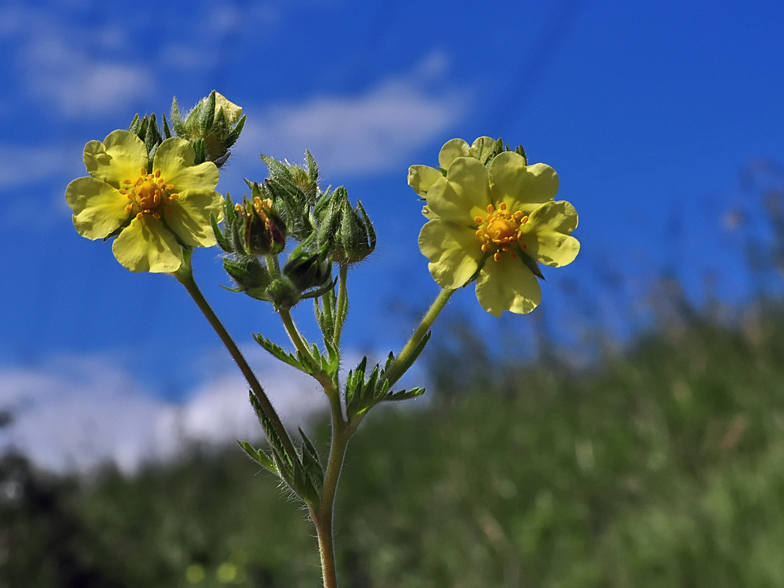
(411, 141, 579, 316)
(65, 130, 223, 272)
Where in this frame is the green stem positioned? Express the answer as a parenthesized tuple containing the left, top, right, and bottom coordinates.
(173, 253, 297, 460)
(279, 309, 312, 359)
(333, 263, 349, 346)
(311, 390, 352, 588)
(385, 287, 455, 383)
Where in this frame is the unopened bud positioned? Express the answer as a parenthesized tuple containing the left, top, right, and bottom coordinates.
(315, 188, 376, 264)
(283, 240, 332, 292)
(171, 91, 246, 166)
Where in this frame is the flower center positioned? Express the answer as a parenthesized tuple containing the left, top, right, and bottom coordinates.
(119, 168, 179, 220)
(475, 202, 529, 262)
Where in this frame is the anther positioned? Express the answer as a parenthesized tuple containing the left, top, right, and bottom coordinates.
(476, 230, 484, 236)
(521, 215, 529, 224)
(481, 244, 489, 252)
(140, 167, 147, 175)
(136, 213, 143, 220)
(166, 184, 174, 190)
(499, 202, 507, 210)
(487, 204, 495, 213)
(123, 179, 133, 185)
(125, 204, 133, 212)
(494, 252, 502, 261)
(153, 213, 161, 219)
(169, 194, 179, 200)
(474, 216, 483, 224)
(514, 211, 523, 220)
(119, 189, 127, 195)
(154, 170, 161, 178)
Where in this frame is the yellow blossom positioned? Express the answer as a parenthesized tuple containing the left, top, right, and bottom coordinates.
(65, 130, 224, 273)
(411, 139, 580, 316)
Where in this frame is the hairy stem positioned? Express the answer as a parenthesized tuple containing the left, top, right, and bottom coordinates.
(173, 253, 297, 460)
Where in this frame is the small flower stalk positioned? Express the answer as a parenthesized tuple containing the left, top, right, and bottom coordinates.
(65, 92, 580, 588)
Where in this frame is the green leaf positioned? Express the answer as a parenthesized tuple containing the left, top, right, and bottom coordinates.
(211, 213, 232, 252)
(237, 440, 277, 475)
(253, 334, 303, 370)
(385, 387, 427, 402)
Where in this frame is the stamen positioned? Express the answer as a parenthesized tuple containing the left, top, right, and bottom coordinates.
(169, 194, 179, 200)
(481, 243, 489, 252)
(136, 213, 143, 220)
(521, 215, 529, 224)
(125, 204, 133, 212)
(140, 167, 147, 175)
(514, 211, 523, 220)
(123, 179, 133, 185)
(153, 213, 161, 219)
(474, 216, 483, 224)
(126, 194, 133, 200)
(165, 184, 175, 190)
(154, 169, 161, 178)
(119, 189, 127, 195)
(493, 252, 502, 261)
(476, 230, 484, 236)
(499, 202, 507, 210)
(487, 204, 495, 213)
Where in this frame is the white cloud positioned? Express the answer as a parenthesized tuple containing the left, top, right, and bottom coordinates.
(0, 348, 324, 473)
(0, 3, 154, 117)
(236, 55, 469, 176)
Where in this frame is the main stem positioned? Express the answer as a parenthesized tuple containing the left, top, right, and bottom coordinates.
(173, 256, 297, 460)
(311, 387, 354, 588)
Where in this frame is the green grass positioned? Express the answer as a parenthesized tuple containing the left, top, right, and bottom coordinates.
(4, 304, 784, 587)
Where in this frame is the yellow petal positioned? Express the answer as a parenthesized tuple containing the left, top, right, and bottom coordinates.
(83, 130, 148, 187)
(426, 157, 490, 224)
(438, 138, 471, 170)
(469, 136, 498, 164)
(66, 177, 130, 239)
(153, 138, 219, 192)
(408, 165, 444, 197)
(419, 220, 483, 289)
(475, 255, 542, 316)
(214, 92, 243, 127)
(166, 189, 224, 247)
(521, 201, 580, 267)
(112, 216, 183, 273)
(488, 152, 559, 214)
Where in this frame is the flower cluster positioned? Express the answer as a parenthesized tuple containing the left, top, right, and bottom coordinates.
(410, 137, 580, 316)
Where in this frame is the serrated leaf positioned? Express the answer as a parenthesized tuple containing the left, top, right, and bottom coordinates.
(253, 334, 302, 370)
(385, 387, 426, 402)
(237, 440, 278, 474)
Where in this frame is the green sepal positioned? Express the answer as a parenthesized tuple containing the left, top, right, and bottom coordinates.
(517, 245, 545, 281)
(211, 213, 232, 252)
(162, 114, 172, 139)
(514, 144, 528, 166)
(200, 90, 217, 130)
(237, 439, 278, 475)
(170, 97, 186, 136)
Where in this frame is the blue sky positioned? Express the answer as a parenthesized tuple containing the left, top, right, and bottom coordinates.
(1, 0, 783, 470)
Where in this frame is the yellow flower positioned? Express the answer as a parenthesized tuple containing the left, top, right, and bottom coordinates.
(410, 139, 580, 316)
(65, 130, 224, 273)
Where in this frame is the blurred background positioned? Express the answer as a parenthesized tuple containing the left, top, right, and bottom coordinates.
(2, 0, 784, 586)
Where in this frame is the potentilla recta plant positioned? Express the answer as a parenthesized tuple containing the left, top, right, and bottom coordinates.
(65, 91, 580, 588)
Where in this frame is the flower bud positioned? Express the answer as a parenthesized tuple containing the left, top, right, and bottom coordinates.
(314, 187, 376, 264)
(265, 277, 302, 311)
(171, 91, 246, 167)
(283, 239, 332, 292)
(223, 256, 272, 293)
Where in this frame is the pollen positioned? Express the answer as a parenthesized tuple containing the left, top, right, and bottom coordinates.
(124, 169, 176, 219)
(475, 201, 528, 261)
